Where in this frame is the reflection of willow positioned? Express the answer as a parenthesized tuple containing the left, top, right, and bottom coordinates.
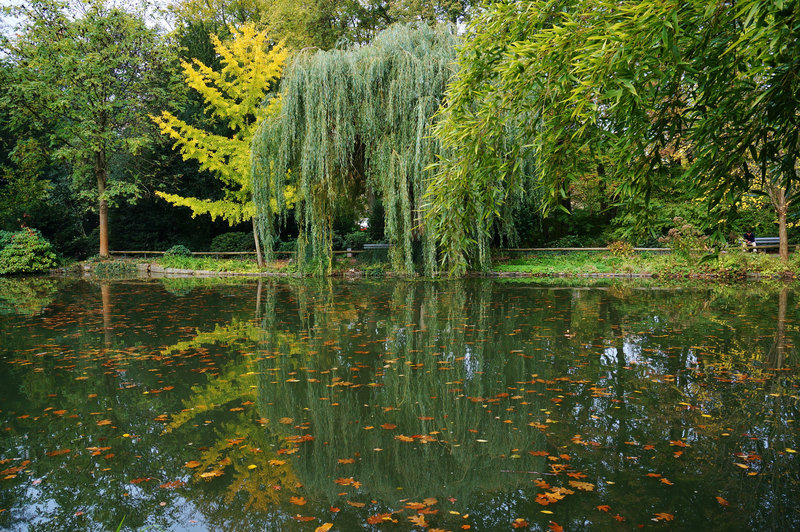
(255, 280, 552, 507)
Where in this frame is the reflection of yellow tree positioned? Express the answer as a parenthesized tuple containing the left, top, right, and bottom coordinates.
(161, 317, 304, 514)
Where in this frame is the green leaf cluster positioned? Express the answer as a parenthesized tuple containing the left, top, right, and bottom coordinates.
(0, 228, 57, 275)
(252, 23, 459, 275)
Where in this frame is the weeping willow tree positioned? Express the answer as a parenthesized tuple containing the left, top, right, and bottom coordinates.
(251, 23, 459, 276)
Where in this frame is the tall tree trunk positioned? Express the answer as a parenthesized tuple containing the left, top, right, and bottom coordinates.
(95, 150, 109, 257)
(766, 182, 790, 261)
(778, 204, 789, 261)
(252, 217, 264, 268)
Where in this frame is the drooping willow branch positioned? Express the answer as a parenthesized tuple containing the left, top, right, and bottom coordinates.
(251, 23, 459, 275)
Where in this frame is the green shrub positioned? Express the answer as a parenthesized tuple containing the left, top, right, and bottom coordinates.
(607, 240, 634, 257)
(275, 239, 297, 253)
(210, 232, 254, 252)
(657, 217, 710, 257)
(93, 260, 137, 278)
(0, 228, 58, 274)
(0, 230, 13, 249)
(343, 230, 370, 250)
(164, 244, 191, 257)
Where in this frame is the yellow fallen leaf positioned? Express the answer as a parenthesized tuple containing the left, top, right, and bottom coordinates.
(199, 470, 223, 478)
(247, 464, 257, 469)
(184, 461, 201, 468)
(315, 524, 333, 532)
(786, 448, 797, 454)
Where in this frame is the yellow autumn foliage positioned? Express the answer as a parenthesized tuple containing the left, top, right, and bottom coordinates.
(152, 23, 293, 225)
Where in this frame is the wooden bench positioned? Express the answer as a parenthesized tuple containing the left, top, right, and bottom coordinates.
(754, 237, 779, 246)
(753, 237, 779, 250)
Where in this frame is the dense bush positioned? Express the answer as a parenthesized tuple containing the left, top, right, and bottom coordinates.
(210, 232, 254, 252)
(0, 228, 58, 274)
(164, 244, 192, 257)
(343, 230, 371, 250)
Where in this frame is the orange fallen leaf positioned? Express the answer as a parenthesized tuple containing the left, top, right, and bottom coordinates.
(279, 417, 293, 424)
(408, 514, 428, 527)
(654, 512, 674, 522)
(96, 420, 112, 426)
(184, 461, 202, 468)
(293, 515, 315, 522)
(549, 521, 564, 532)
(597, 505, 611, 512)
(380, 423, 397, 430)
(289, 496, 307, 506)
(347, 500, 366, 508)
(612, 514, 625, 521)
(338, 458, 355, 464)
(199, 470, 223, 478)
(52, 410, 67, 415)
(660, 478, 674, 485)
(159, 480, 185, 489)
(269, 459, 286, 466)
(46, 449, 71, 457)
(423, 497, 438, 507)
(568, 480, 594, 491)
(130, 478, 152, 484)
(511, 518, 529, 528)
(716, 496, 729, 507)
(315, 524, 333, 532)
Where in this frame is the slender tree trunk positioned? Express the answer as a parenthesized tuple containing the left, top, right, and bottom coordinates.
(95, 150, 109, 257)
(778, 205, 789, 261)
(766, 181, 790, 261)
(252, 217, 264, 268)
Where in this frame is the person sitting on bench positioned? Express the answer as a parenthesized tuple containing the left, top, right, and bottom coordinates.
(743, 230, 756, 251)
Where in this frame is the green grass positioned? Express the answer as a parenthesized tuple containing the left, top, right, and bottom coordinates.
(493, 249, 797, 278)
(154, 255, 290, 274)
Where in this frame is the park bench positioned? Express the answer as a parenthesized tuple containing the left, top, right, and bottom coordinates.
(753, 237, 780, 250)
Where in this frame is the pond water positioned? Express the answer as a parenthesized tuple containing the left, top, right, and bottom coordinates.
(0, 277, 798, 531)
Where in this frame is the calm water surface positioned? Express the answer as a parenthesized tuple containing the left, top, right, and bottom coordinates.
(0, 277, 798, 531)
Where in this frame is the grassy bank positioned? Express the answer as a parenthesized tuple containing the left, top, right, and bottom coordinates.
(74, 248, 800, 279)
(492, 249, 798, 278)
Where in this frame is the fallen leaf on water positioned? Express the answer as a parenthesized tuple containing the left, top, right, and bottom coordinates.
(660, 478, 674, 485)
(279, 417, 293, 424)
(511, 518, 528, 528)
(568, 480, 594, 491)
(423, 497, 438, 507)
(549, 521, 564, 532)
(408, 514, 428, 527)
(199, 470, 223, 479)
(716, 496, 729, 506)
(597, 505, 611, 512)
(46, 449, 71, 457)
(289, 496, 306, 506)
(347, 500, 366, 508)
(159, 481, 185, 489)
(653, 512, 674, 522)
(130, 478, 152, 484)
(269, 459, 286, 466)
(184, 461, 201, 468)
(315, 524, 333, 532)
(293, 515, 314, 522)
(338, 458, 355, 464)
(612, 514, 625, 521)
(96, 420, 112, 426)
(381, 423, 397, 430)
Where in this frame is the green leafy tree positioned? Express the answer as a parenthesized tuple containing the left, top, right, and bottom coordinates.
(431, 0, 800, 268)
(152, 23, 288, 267)
(0, 0, 177, 257)
(252, 23, 459, 275)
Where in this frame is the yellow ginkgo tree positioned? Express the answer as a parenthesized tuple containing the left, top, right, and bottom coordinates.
(152, 23, 288, 266)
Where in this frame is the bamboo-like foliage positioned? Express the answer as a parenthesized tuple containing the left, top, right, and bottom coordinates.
(252, 24, 459, 275)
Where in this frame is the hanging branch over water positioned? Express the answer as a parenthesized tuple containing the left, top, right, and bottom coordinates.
(252, 23, 459, 275)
